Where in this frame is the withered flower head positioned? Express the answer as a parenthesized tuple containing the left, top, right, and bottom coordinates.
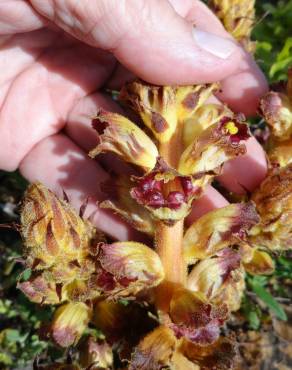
(89, 109, 158, 170)
(50, 302, 92, 347)
(183, 202, 259, 263)
(130, 158, 202, 224)
(250, 163, 292, 251)
(260, 72, 292, 141)
(169, 288, 228, 345)
(94, 241, 164, 297)
(21, 182, 96, 271)
(178, 116, 250, 179)
(210, 0, 256, 52)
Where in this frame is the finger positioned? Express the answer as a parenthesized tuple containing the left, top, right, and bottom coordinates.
(29, 0, 243, 84)
(0, 1, 45, 34)
(19, 133, 143, 241)
(168, 0, 268, 116)
(218, 137, 268, 194)
(0, 33, 116, 171)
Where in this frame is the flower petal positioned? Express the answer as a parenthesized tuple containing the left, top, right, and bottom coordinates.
(120, 81, 177, 143)
(78, 337, 113, 369)
(187, 248, 241, 304)
(94, 242, 164, 297)
(243, 249, 275, 275)
(50, 302, 91, 347)
(178, 337, 237, 370)
(178, 116, 249, 178)
(89, 109, 158, 170)
(129, 326, 177, 370)
(169, 288, 228, 345)
(183, 103, 233, 148)
(183, 202, 259, 263)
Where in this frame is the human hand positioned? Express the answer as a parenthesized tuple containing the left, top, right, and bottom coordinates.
(0, 0, 268, 239)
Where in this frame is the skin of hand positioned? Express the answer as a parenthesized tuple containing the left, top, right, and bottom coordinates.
(0, 0, 268, 240)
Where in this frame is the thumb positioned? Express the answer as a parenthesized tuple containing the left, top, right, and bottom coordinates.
(29, 0, 242, 84)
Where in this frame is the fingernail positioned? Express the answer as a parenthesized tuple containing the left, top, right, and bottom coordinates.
(192, 28, 237, 59)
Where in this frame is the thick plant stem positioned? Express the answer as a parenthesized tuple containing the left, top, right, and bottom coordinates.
(155, 126, 186, 312)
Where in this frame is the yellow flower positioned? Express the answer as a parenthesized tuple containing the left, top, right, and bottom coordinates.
(95, 241, 165, 297)
(50, 302, 92, 347)
(89, 109, 158, 171)
(183, 203, 259, 263)
(178, 116, 249, 179)
(120, 81, 217, 143)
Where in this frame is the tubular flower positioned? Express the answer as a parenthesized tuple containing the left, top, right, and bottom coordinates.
(183, 202, 259, 263)
(130, 158, 202, 224)
(100, 175, 154, 235)
(119, 81, 218, 143)
(169, 288, 228, 345)
(78, 337, 113, 369)
(130, 325, 237, 370)
(210, 0, 256, 52)
(259, 71, 292, 141)
(89, 109, 158, 171)
(183, 103, 233, 148)
(250, 163, 292, 251)
(243, 248, 275, 275)
(49, 302, 92, 348)
(178, 115, 250, 179)
(93, 242, 165, 298)
(187, 248, 241, 306)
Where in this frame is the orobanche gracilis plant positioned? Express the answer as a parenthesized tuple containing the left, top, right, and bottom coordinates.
(16, 1, 292, 369)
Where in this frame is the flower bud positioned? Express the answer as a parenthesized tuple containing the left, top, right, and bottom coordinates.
(21, 182, 96, 275)
(50, 302, 92, 347)
(89, 109, 158, 170)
